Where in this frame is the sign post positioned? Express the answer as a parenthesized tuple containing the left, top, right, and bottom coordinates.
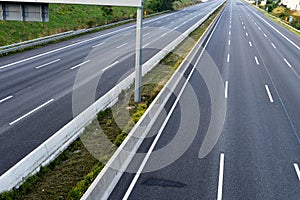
(0, 0, 144, 102)
(135, 6, 143, 102)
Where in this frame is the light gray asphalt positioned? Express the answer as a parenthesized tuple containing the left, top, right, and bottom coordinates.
(0, 1, 224, 175)
(108, 0, 300, 199)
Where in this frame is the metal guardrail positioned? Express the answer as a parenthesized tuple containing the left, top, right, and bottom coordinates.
(81, 3, 225, 199)
(0, 2, 222, 194)
(0, 19, 134, 55)
(245, 1, 300, 33)
(0, 31, 74, 50)
(0, 10, 170, 55)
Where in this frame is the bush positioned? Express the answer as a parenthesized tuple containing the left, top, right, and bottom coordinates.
(291, 20, 300, 30)
(67, 164, 104, 200)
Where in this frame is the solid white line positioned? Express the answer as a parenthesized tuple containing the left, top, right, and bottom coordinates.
(143, 33, 150, 37)
(217, 153, 225, 200)
(293, 163, 300, 181)
(116, 43, 128, 49)
(250, 8, 300, 50)
(9, 99, 54, 125)
(225, 81, 228, 99)
(265, 85, 274, 103)
(70, 60, 90, 70)
(143, 43, 150, 48)
(254, 56, 259, 65)
(0, 11, 179, 70)
(264, 33, 267, 37)
(271, 43, 276, 49)
(245, 32, 248, 36)
(92, 42, 105, 48)
(227, 54, 230, 63)
(249, 41, 252, 47)
(284, 58, 292, 68)
(228, 40, 231, 45)
(35, 59, 61, 69)
(102, 61, 119, 72)
(0, 95, 13, 103)
(0, 26, 136, 70)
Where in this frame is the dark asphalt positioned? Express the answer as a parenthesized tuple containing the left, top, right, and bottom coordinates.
(108, 0, 300, 199)
(0, 1, 223, 175)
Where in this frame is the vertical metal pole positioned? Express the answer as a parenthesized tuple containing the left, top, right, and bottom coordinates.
(134, 6, 143, 102)
(256, 0, 258, 7)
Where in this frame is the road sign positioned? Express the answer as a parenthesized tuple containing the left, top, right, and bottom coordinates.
(0, 2, 49, 21)
(0, 0, 143, 101)
(0, 0, 143, 7)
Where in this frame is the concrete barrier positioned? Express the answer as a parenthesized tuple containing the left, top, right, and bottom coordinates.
(81, 3, 224, 200)
(0, 1, 224, 194)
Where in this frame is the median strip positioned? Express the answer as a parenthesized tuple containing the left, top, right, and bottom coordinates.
(0, 4, 226, 199)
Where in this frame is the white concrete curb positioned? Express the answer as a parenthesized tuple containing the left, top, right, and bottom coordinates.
(81, 3, 224, 200)
(0, 1, 223, 194)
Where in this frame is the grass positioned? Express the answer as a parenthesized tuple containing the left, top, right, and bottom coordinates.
(0, 5, 137, 46)
(0, 0, 203, 47)
(249, 3, 300, 37)
(0, 3, 224, 200)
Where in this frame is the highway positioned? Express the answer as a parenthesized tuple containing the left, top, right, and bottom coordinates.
(0, 1, 224, 175)
(108, 0, 300, 199)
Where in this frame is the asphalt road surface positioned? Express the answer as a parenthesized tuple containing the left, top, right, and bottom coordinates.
(108, 0, 300, 199)
(0, 1, 224, 175)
